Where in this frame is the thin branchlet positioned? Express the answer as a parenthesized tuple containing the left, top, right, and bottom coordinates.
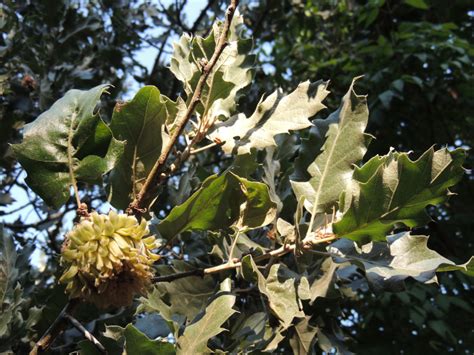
(127, 0, 240, 217)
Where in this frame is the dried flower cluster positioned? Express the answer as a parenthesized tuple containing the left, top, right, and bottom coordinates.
(59, 211, 158, 308)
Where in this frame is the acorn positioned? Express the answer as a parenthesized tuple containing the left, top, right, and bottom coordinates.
(59, 211, 159, 308)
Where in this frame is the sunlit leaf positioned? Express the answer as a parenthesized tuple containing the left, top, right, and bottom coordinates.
(209, 81, 329, 155)
(329, 232, 473, 290)
(170, 11, 254, 121)
(0, 226, 20, 338)
(334, 147, 466, 242)
(291, 78, 370, 215)
(309, 257, 339, 303)
(242, 255, 304, 329)
(0, 225, 17, 305)
(177, 289, 236, 354)
(289, 316, 318, 355)
(0, 226, 29, 340)
(437, 256, 474, 276)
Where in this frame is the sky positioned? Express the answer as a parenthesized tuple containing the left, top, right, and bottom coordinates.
(137, 0, 211, 70)
(126, 0, 213, 98)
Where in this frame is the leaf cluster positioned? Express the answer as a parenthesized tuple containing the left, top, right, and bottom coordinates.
(1, 1, 473, 354)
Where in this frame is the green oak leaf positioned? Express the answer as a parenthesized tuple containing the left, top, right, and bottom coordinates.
(242, 255, 305, 329)
(170, 11, 254, 121)
(140, 261, 216, 325)
(289, 316, 318, 355)
(437, 257, 474, 276)
(209, 80, 330, 155)
(291, 78, 370, 215)
(309, 257, 339, 304)
(404, 0, 429, 10)
(0, 226, 20, 338)
(229, 150, 259, 178)
(262, 147, 283, 212)
(317, 330, 354, 355)
(11, 85, 124, 209)
(0, 226, 36, 341)
(230, 312, 268, 350)
(137, 288, 174, 324)
(0, 226, 17, 306)
(156, 171, 276, 240)
(108, 86, 175, 209)
(328, 232, 473, 291)
(0, 284, 23, 339)
(177, 288, 236, 354)
(333, 147, 466, 242)
(208, 231, 268, 263)
(124, 324, 175, 355)
(263, 264, 305, 329)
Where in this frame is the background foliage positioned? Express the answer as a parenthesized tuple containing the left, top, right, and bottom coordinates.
(0, 0, 473, 353)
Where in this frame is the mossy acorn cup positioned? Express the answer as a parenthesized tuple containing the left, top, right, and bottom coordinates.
(59, 210, 159, 308)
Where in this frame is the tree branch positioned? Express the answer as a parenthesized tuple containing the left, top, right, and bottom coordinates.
(153, 268, 204, 282)
(64, 314, 106, 354)
(148, 34, 171, 80)
(127, 0, 239, 216)
(30, 299, 81, 355)
(190, 0, 218, 34)
(153, 235, 338, 283)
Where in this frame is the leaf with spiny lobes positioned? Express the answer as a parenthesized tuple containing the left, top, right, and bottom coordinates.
(156, 171, 277, 240)
(170, 11, 255, 121)
(328, 232, 474, 291)
(11, 85, 124, 209)
(241, 255, 305, 330)
(289, 316, 318, 355)
(177, 289, 236, 354)
(0, 225, 18, 309)
(124, 324, 175, 355)
(291, 78, 370, 215)
(107, 86, 175, 209)
(209, 80, 330, 155)
(0, 226, 37, 339)
(333, 147, 466, 242)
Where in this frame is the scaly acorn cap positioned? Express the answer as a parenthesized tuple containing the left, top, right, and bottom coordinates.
(59, 210, 159, 308)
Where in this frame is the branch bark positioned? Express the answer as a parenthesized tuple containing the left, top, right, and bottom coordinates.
(64, 314, 106, 354)
(127, 0, 239, 216)
(153, 235, 337, 283)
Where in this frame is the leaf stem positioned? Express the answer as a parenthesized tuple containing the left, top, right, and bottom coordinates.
(227, 229, 241, 262)
(190, 141, 218, 154)
(127, 0, 239, 216)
